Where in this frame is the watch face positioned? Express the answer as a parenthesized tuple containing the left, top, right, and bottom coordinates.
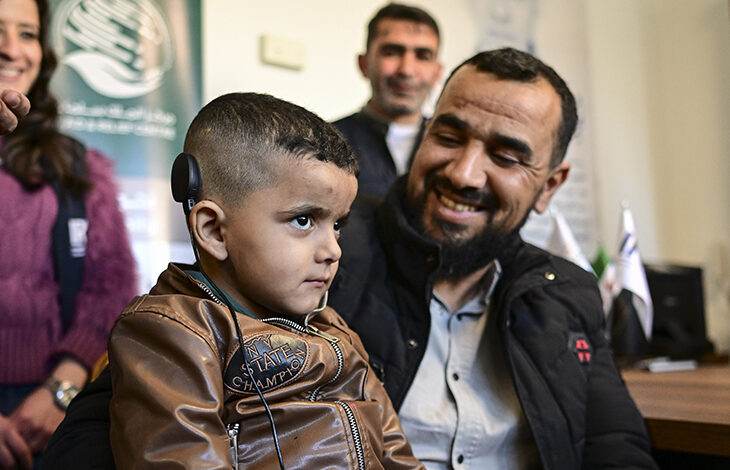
(56, 389, 74, 408)
(47, 380, 80, 411)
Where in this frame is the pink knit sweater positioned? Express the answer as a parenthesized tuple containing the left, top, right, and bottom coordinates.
(0, 147, 137, 384)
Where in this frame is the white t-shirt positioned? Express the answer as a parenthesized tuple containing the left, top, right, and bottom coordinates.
(386, 122, 421, 175)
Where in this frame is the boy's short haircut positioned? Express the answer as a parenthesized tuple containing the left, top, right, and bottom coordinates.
(183, 92, 358, 206)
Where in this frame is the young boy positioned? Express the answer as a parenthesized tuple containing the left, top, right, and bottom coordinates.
(107, 93, 423, 469)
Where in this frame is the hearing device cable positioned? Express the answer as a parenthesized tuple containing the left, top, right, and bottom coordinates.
(171, 152, 285, 468)
(188, 236, 286, 470)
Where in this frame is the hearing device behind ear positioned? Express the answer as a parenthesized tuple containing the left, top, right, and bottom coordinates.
(169, 151, 287, 470)
(171, 152, 201, 218)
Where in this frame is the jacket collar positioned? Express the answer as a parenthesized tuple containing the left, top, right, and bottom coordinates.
(183, 268, 259, 319)
(150, 263, 262, 319)
(375, 177, 441, 298)
(358, 107, 427, 135)
(150, 263, 201, 296)
(359, 106, 391, 135)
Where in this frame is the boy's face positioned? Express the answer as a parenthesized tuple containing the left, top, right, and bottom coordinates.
(221, 157, 357, 318)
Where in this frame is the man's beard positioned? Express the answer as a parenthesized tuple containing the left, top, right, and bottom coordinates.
(434, 218, 525, 279)
(408, 175, 530, 280)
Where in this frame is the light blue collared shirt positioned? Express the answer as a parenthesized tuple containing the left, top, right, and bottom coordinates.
(398, 261, 539, 469)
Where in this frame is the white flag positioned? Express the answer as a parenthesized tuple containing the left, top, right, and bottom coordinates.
(612, 204, 653, 339)
(546, 210, 594, 274)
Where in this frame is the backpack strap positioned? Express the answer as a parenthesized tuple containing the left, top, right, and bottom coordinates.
(51, 182, 87, 332)
(50, 138, 88, 333)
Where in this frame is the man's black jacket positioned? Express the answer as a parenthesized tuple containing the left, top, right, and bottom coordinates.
(329, 179, 657, 470)
(333, 110, 424, 199)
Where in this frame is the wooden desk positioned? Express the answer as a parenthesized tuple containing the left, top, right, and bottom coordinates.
(622, 365, 730, 457)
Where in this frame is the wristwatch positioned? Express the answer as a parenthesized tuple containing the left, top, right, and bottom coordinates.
(44, 378, 81, 411)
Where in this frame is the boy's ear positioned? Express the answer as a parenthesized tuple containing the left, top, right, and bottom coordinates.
(190, 201, 228, 261)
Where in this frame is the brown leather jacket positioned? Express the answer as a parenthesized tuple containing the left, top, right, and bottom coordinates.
(109, 264, 423, 470)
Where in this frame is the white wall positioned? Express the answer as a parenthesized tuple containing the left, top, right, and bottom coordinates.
(586, 0, 730, 349)
(585, 1, 660, 258)
(202, 0, 477, 120)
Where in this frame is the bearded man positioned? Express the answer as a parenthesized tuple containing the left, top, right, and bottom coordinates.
(330, 48, 658, 470)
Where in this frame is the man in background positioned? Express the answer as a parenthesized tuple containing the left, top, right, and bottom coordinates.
(334, 2, 442, 198)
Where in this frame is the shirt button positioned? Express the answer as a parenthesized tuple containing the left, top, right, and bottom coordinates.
(457, 454, 464, 464)
(452, 372, 459, 381)
(407, 338, 418, 349)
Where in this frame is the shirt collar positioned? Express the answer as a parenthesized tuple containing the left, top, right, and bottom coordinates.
(432, 260, 503, 316)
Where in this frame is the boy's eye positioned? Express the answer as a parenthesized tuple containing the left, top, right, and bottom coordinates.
(290, 215, 312, 230)
(334, 215, 350, 235)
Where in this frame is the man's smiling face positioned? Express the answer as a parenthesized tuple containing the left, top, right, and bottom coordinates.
(407, 65, 569, 269)
(359, 18, 441, 124)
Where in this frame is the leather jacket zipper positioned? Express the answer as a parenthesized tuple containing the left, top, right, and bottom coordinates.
(308, 339, 343, 402)
(193, 286, 345, 401)
(196, 281, 226, 306)
(336, 401, 365, 470)
(262, 317, 344, 402)
(197, 289, 352, 468)
(197, 281, 241, 469)
(195, 282, 339, 346)
(264, 319, 360, 466)
(226, 422, 240, 470)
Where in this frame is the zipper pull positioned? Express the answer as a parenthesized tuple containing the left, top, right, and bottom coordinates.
(227, 422, 240, 470)
(306, 324, 340, 343)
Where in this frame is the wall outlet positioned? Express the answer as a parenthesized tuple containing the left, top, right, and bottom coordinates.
(259, 34, 306, 70)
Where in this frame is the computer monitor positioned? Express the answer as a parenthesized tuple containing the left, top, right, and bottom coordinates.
(644, 263, 711, 359)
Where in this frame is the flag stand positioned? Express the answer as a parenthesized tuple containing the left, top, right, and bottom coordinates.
(608, 289, 651, 366)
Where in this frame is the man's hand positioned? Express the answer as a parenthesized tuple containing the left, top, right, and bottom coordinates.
(0, 413, 32, 470)
(9, 388, 64, 456)
(0, 90, 31, 135)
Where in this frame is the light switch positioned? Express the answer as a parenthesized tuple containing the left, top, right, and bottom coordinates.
(260, 34, 306, 70)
